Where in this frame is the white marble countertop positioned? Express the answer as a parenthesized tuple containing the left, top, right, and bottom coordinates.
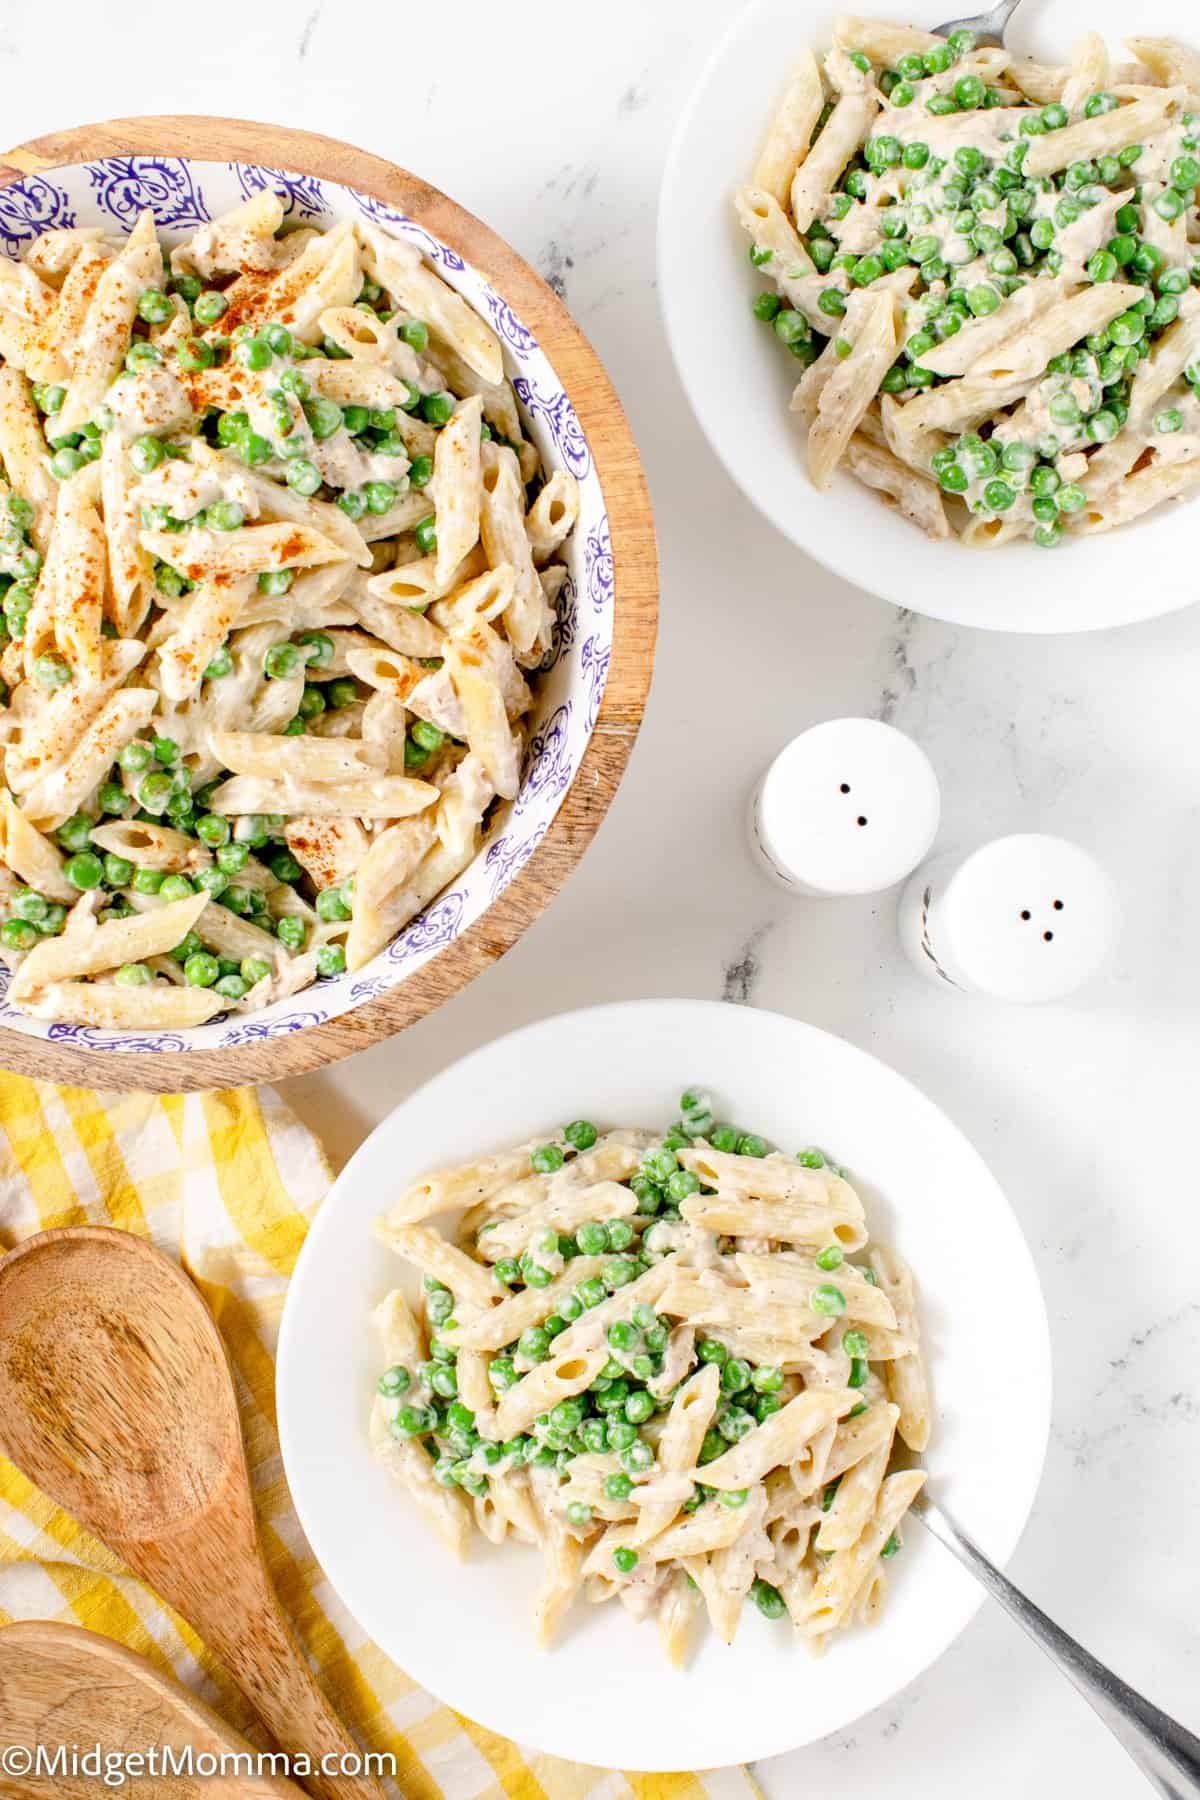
(14, 3, 1199, 1791)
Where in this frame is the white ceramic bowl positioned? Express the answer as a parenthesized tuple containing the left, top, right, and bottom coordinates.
(659, 0, 1197, 633)
(277, 999, 1051, 1770)
(0, 149, 618, 1058)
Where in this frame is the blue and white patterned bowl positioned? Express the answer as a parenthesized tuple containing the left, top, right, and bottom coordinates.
(0, 153, 616, 1057)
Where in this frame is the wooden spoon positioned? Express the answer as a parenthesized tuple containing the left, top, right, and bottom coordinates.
(0, 1619, 306, 1798)
(0, 1229, 386, 1800)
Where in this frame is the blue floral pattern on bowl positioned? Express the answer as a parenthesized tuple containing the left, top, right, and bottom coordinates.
(87, 156, 210, 232)
(0, 156, 615, 1053)
(0, 176, 75, 256)
(235, 162, 328, 219)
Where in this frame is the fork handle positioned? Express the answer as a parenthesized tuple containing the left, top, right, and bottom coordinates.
(917, 1499, 1200, 1798)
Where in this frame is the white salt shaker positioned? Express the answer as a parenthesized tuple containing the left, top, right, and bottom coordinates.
(749, 718, 941, 897)
(898, 833, 1119, 1002)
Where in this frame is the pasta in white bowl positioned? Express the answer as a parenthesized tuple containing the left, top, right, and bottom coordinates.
(659, 0, 1200, 629)
(370, 1106, 929, 1662)
(276, 1000, 1051, 1769)
(738, 19, 1200, 548)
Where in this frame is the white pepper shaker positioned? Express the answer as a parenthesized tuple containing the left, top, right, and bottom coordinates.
(748, 718, 941, 897)
(898, 833, 1119, 1002)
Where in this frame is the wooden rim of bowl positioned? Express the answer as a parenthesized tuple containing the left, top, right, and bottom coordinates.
(0, 117, 658, 1093)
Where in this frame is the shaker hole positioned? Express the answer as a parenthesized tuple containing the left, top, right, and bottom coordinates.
(1020, 910, 1031, 921)
(1043, 931, 1054, 942)
(840, 783, 851, 794)
(1053, 899, 1064, 911)
(856, 816, 867, 827)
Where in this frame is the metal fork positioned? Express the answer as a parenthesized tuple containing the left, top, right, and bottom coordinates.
(915, 1492, 1200, 1797)
(931, 0, 1023, 46)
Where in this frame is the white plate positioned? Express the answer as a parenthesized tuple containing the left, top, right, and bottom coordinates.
(658, 0, 1197, 633)
(277, 999, 1051, 1770)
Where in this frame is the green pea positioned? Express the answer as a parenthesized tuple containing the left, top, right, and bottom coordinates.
(158, 875, 194, 903)
(518, 1325, 551, 1360)
(576, 1276, 607, 1309)
(851, 253, 885, 286)
(810, 1283, 847, 1317)
(751, 1577, 786, 1619)
(102, 853, 134, 888)
(364, 480, 398, 515)
(633, 1180, 662, 1224)
(721, 1357, 751, 1393)
(530, 1142, 565, 1174)
(557, 1119, 597, 1155)
(64, 851, 104, 890)
(303, 396, 344, 441)
(983, 479, 1016, 512)
(108, 963, 160, 994)
(33, 653, 72, 688)
(815, 1245, 844, 1272)
(0, 917, 38, 951)
(843, 1329, 870, 1357)
(175, 336, 217, 373)
(624, 1390, 654, 1425)
(1154, 407, 1184, 434)
(718, 1405, 755, 1443)
(282, 458, 321, 497)
(125, 340, 162, 373)
(418, 391, 454, 428)
(129, 434, 165, 474)
(697, 1337, 728, 1366)
(605, 1474, 634, 1502)
(55, 814, 92, 853)
(881, 1532, 902, 1558)
(131, 867, 165, 896)
(576, 1221, 610, 1256)
(751, 1364, 783, 1393)
(276, 915, 306, 952)
(10, 888, 49, 925)
(565, 1500, 593, 1529)
(179, 950, 218, 988)
(1047, 392, 1081, 426)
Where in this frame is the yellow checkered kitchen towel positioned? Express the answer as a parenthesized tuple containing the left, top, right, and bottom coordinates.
(0, 1075, 760, 1800)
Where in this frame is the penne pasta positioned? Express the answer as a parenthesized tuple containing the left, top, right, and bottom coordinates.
(369, 1097, 930, 1660)
(737, 19, 1200, 552)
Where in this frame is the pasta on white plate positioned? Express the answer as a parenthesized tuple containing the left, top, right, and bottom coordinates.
(0, 198, 578, 1029)
(370, 1090, 929, 1661)
(741, 19, 1200, 548)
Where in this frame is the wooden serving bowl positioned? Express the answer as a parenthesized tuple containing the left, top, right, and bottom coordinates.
(0, 117, 657, 1092)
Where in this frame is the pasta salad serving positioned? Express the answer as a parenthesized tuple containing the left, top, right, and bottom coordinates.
(370, 1092, 928, 1663)
(0, 194, 579, 1030)
(739, 20, 1200, 547)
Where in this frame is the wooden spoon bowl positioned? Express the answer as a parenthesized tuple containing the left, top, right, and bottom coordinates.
(0, 1229, 385, 1800)
(0, 1620, 307, 1798)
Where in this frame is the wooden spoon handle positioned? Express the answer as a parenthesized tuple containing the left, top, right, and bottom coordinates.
(205, 1593, 387, 1800)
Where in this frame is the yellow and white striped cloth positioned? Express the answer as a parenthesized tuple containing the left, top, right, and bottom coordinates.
(0, 1075, 759, 1800)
